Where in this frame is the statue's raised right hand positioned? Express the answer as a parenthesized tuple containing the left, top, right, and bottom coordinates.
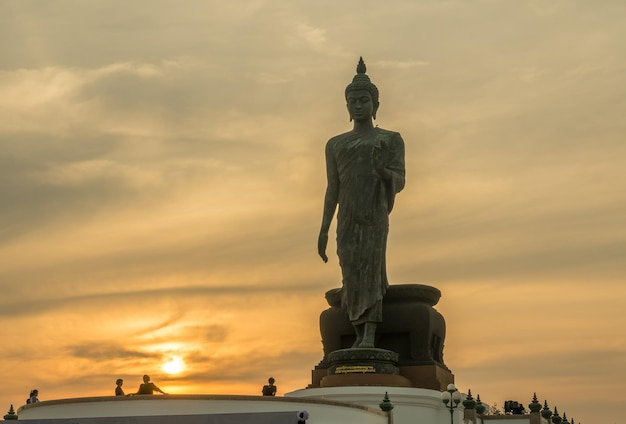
(318, 232, 329, 263)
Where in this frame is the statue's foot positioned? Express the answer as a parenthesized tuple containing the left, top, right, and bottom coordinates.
(352, 323, 364, 348)
(357, 322, 377, 349)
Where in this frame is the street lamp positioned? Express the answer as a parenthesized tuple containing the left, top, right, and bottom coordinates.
(441, 383, 462, 424)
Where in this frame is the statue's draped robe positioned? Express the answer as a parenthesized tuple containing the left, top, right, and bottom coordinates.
(325, 128, 405, 325)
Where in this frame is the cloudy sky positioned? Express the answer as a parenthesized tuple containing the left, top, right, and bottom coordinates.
(1, 0, 625, 423)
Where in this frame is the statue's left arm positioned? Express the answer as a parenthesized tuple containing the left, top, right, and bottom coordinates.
(376, 132, 406, 212)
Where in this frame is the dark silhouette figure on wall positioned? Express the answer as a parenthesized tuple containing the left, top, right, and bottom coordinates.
(261, 377, 277, 396)
(115, 378, 125, 396)
(26, 389, 39, 404)
(136, 375, 167, 395)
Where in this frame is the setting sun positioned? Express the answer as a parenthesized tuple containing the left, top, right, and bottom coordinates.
(162, 356, 186, 375)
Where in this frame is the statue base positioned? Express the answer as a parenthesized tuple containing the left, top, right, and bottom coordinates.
(313, 284, 455, 390)
(328, 347, 400, 375)
(320, 373, 413, 388)
(317, 348, 413, 388)
(311, 360, 454, 390)
(308, 348, 454, 391)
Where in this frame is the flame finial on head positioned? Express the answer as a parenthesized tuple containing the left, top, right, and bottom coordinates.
(356, 56, 367, 74)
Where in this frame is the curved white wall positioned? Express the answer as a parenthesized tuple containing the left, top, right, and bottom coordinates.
(286, 386, 463, 424)
(17, 394, 389, 424)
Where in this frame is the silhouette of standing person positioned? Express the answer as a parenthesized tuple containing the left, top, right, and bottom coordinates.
(136, 375, 167, 395)
(261, 377, 277, 396)
(115, 378, 125, 396)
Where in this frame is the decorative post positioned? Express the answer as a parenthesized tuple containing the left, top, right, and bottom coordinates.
(440, 383, 462, 424)
(463, 389, 477, 424)
(528, 393, 542, 424)
(541, 400, 553, 421)
(379, 392, 394, 424)
(551, 406, 562, 424)
(3, 404, 18, 420)
(475, 394, 487, 416)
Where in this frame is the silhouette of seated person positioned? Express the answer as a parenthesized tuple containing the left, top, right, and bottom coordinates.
(261, 377, 277, 396)
(26, 389, 39, 404)
(115, 378, 125, 396)
(136, 374, 167, 395)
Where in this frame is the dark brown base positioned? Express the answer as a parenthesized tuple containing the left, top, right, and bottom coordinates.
(321, 373, 413, 388)
(399, 364, 454, 391)
(310, 363, 454, 390)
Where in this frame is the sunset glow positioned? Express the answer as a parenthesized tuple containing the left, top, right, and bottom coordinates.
(162, 356, 186, 375)
(1, 2, 625, 424)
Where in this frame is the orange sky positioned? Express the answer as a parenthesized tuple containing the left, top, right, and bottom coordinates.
(1, 1, 625, 423)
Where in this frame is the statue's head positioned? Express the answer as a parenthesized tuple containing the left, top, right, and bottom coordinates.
(345, 57, 379, 120)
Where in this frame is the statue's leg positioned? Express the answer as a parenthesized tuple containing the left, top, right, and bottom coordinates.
(352, 323, 364, 348)
(359, 322, 377, 348)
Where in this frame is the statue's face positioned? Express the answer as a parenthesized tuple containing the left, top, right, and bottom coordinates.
(346, 89, 376, 122)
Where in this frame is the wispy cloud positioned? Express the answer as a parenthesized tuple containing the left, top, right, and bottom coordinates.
(0, 1, 625, 423)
